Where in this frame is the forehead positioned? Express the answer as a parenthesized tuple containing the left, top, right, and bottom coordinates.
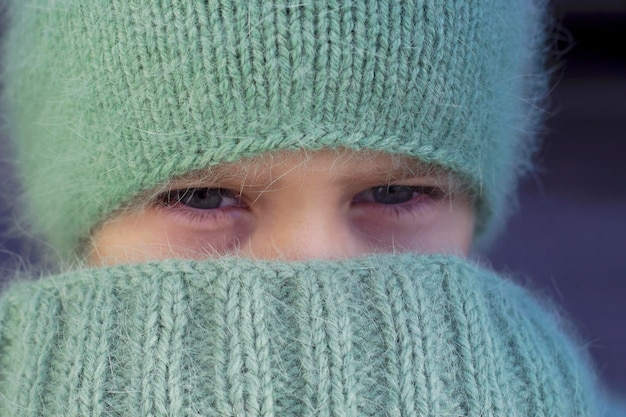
(166, 149, 450, 187)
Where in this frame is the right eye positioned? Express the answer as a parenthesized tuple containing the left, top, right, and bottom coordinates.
(353, 185, 443, 206)
(160, 188, 241, 210)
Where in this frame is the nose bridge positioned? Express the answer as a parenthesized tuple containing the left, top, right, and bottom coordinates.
(249, 208, 361, 261)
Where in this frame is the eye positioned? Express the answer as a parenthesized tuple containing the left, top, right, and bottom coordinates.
(354, 185, 441, 205)
(160, 188, 241, 210)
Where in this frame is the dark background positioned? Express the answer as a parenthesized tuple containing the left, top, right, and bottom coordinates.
(486, 0, 626, 395)
(1, 0, 625, 396)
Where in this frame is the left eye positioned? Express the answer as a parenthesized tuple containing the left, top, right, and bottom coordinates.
(161, 188, 240, 210)
(355, 185, 438, 205)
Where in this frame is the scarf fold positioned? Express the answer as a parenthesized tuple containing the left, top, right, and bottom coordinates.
(0, 255, 597, 416)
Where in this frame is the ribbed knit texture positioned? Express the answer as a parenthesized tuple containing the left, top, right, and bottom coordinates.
(0, 255, 597, 416)
(2, 0, 549, 258)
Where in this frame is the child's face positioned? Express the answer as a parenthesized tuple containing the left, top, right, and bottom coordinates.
(88, 149, 474, 265)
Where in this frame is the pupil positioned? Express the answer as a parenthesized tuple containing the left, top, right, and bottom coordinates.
(178, 188, 223, 209)
(372, 186, 415, 205)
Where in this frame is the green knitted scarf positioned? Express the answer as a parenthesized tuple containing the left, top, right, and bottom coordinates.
(0, 255, 598, 416)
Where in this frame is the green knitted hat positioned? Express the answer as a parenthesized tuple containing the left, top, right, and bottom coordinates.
(0, 255, 598, 416)
(3, 0, 549, 257)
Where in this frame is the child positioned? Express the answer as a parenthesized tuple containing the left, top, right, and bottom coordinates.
(0, 0, 619, 415)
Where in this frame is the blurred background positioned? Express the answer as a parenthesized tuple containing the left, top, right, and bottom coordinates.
(1, 0, 625, 396)
(486, 0, 626, 395)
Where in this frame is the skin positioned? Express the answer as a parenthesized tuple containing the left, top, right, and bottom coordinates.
(88, 149, 475, 265)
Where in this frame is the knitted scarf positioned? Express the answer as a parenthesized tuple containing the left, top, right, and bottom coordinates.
(0, 255, 598, 416)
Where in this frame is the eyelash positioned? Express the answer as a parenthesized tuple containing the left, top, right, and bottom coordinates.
(155, 188, 246, 226)
(353, 186, 445, 216)
(153, 185, 445, 225)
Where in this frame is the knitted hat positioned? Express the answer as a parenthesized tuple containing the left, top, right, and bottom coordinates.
(3, 0, 549, 258)
(0, 255, 597, 416)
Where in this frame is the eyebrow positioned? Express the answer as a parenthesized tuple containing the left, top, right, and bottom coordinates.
(165, 157, 464, 197)
(353, 160, 441, 180)
(167, 156, 437, 183)
(126, 152, 472, 214)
